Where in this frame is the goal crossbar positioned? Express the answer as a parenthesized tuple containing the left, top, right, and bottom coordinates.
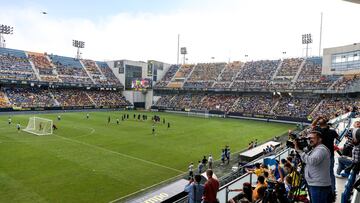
(22, 117, 53, 136)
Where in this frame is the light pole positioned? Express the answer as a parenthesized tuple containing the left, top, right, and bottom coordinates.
(72, 40, 85, 59)
(181, 47, 187, 65)
(302, 34, 312, 58)
(0, 24, 14, 48)
(244, 54, 249, 62)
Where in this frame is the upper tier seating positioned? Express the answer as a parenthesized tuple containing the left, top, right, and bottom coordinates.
(0, 47, 37, 81)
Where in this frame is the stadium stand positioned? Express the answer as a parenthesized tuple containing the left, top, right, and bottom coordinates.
(155, 94, 325, 120)
(52, 89, 94, 107)
(96, 61, 123, 86)
(310, 97, 360, 120)
(230, 95, 276, 115)
(236, 60, 279, 81)
(174, 64, 194, 79)
(213, 62, 243, 88)
(187, 63, 225, 81)
(183, 81, 214, 89)
(155, 95, 178, 107)
(4, 87, 56, 107)
(81, 59, 108, 85)
(0, 47, 124, 88)
(27, 52, 60, 82)
(330, 74, 360, 91)
(3, 45, 360, 125)
(86, 90, 131, 106)
(181, 62, 226, 89)
(200, 95, 239, 112)
(155, 65, 179, 88)
(275, 58, 304, 78)
(272, 96, 320, 118)
(0, 47, 37, 81)
(0, 90, 10, 107)
(0, 87, 131, 108)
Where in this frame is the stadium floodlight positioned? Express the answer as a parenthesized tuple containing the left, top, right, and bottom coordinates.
(302, 33, 312, 58)
(72, 39, 85, 59)
(0, 24, 14, 48)
(181, 47, 187, 65)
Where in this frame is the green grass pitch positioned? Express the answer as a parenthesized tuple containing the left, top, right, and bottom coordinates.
(0, 111, 294, 203)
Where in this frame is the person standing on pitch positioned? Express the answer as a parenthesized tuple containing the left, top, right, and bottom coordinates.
(8, 117, 12, 125)
(116, 118, 119, 125)
(57, 115, 61, 121)
(198, 161, 204, 174)
(168, 122, 170, 129)
(108, 116, 111, 124)
(152, 124, 155, 135)
(189, 162, 194, 178)
(86, 113, 89, 119)
(208, 155, 213, 169)
(16, 123, 21, 132)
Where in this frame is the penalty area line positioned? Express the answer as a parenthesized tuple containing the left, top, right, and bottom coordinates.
(108, 172, 186, 203)
(53, 134, 184, 174)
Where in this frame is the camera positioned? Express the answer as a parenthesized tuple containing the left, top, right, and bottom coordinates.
(266, 179, 278, 191)
(286, 132, 309, 150)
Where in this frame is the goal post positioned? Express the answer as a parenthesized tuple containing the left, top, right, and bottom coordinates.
(187, 110, 210, 119)
(23, 117, 53, 136)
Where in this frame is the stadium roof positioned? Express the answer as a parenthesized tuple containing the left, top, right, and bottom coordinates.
(343, 0, 360, 4)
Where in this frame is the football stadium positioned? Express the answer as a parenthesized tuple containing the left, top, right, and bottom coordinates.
(1, 0, 360, 203)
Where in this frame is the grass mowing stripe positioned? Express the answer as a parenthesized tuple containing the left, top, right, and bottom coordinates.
(53, 133, 185, 174)
(108, 172, 187, 203)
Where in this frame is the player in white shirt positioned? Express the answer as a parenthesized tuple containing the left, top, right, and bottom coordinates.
(16, 123, 21, 132)
(208, 155, 213, 169)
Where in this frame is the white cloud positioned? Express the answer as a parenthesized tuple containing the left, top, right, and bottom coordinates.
(1, 0, 360, 64)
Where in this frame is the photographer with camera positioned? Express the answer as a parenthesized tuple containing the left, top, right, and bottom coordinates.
(311, 116, 339, 198)
(184, 174, 205, 203)
(295, 130, 332, 203)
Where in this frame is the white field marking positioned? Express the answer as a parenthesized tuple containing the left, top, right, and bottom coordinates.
(53, 133, 184, 174)
(108, 172, 186, 203)
(0, 126, 95, 143)
(72, 127, 95, 138)
(108, 143, 267, 202)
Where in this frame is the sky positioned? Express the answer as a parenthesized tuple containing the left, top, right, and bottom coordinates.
(0, 0, 360, 64)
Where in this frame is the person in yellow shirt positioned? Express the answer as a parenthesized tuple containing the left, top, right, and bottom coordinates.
(252, 176, 267, 201)
(246, 163, 264, 177)
(284, 163, 300, 187)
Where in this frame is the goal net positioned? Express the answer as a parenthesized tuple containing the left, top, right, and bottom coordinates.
(23, 117, 53, 136)
(187, 110, 210, 119)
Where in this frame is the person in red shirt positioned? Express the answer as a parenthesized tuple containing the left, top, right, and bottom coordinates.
(203, 169, 220, 203)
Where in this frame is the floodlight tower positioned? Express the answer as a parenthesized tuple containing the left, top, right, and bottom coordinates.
(0, 24, 14, 48)
(302, 33, 313, 58)
(181, 47, 187, 65)
(72, 39, 85, 59)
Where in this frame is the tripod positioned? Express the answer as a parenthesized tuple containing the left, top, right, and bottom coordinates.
(288, 150, 309, 203)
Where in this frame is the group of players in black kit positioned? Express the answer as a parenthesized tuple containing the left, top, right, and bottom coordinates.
(104, 113, 171, 135)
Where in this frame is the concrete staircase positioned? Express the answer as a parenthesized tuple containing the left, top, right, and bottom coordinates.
(79, 60, 96, 85)
(25, 52, 41, 81)
(292, 59, 306, 83)
(271, 60, 283, 80)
